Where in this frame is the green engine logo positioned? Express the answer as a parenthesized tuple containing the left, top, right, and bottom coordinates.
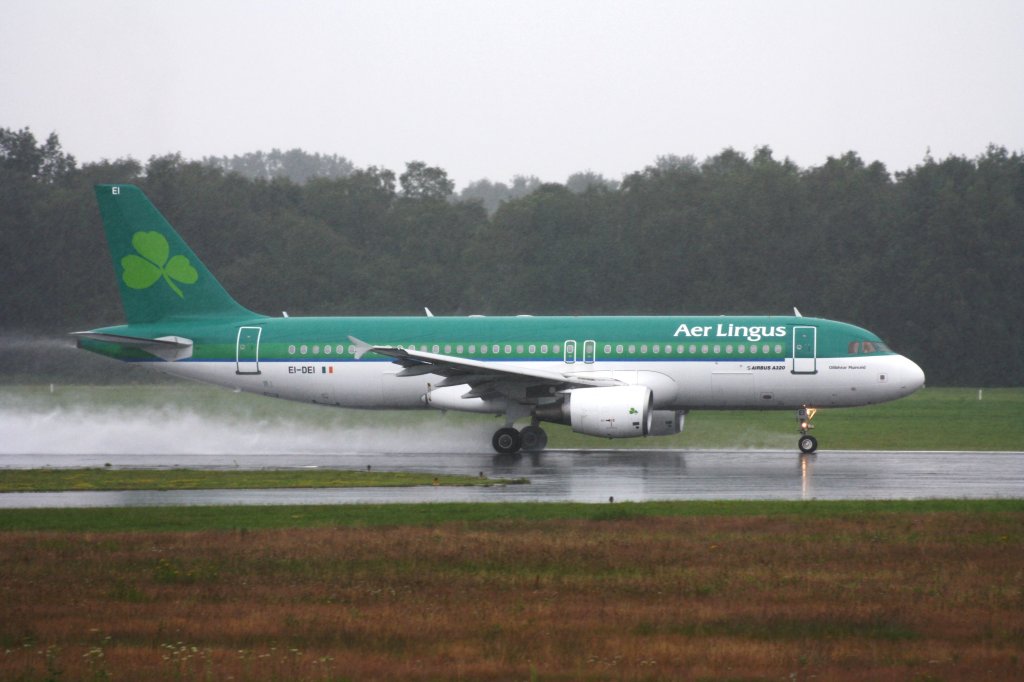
(121, 231, 198, 298)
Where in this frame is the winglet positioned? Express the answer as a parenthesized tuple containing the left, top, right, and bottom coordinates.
(793, 307, 803, 317)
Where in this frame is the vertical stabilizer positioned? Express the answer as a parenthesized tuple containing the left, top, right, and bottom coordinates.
(94, 184, 255, 323)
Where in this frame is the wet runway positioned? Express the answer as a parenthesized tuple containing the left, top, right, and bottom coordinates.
(2, 448, 1022, 508)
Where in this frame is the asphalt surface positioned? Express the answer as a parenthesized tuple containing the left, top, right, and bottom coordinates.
(1, 448, 1022, 507)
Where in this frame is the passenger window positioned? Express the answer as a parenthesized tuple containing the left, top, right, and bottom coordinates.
(541, 344, 548, 354)
(564, 340, 576, 364)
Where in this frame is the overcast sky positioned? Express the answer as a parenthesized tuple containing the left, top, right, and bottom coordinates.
(3, 0, 1022, 187)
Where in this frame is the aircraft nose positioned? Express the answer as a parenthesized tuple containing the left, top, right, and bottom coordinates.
(900, 356, 926, 394)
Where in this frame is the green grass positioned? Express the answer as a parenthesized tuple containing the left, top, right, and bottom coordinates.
(1, 499, 1020, 533)
(0, 467, 523, 493)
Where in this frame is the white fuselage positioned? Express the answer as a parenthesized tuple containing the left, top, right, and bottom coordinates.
(155, 352, 924, 413)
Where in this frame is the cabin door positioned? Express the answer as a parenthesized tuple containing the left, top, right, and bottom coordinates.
(236, 326, 262, 375)
(792, 326, 817, 374)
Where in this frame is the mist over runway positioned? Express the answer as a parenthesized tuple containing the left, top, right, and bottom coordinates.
(3, 385, 1021, 507)
(2, 449, 1021, 508)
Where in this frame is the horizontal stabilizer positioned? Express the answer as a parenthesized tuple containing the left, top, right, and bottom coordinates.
(71, 331, 194, 362)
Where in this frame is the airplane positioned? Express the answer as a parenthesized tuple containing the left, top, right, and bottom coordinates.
(74, 184, 926, 455)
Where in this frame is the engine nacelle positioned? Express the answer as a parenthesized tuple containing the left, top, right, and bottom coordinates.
(648, 410, 685, 436)
(534, 385, 653, 438)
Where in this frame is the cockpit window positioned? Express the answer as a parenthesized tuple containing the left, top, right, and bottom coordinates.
(849, 340, 890, 355)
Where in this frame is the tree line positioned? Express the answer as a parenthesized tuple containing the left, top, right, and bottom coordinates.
(1, 127, 1022, 386)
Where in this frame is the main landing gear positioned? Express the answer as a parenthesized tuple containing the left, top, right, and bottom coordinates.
(797, 405, 818, 454)
(492, 424, 548, 455)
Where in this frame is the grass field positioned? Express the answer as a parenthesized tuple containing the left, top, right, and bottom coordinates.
(3, 384, 1023, 452)
(2, 384, 1022, 679)
(0, 500, 1021, 680)
(0, 468, 524, 493)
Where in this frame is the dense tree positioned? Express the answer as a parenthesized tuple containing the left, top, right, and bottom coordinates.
(398, 161, 454, 200)
(459, 175, 541, 215)
(203, 149, 355, 184)
(0, 127, 76, 182)
(2, 128, 1022, 385)
(566, 171, 619, 194)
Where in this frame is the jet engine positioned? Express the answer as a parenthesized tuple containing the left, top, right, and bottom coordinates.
(534, 385, 653, 438)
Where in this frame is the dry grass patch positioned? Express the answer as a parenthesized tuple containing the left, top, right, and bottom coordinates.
(1, 512, 1021, 680)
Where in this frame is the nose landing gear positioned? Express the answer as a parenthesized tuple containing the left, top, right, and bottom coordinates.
(797, 406, 818, 454)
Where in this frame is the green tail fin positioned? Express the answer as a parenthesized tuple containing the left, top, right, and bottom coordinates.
(95, 184, 255, 324)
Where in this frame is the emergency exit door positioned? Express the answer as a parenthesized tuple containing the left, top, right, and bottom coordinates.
(236, 326, 262, 375)
(792, 326, 817, 374)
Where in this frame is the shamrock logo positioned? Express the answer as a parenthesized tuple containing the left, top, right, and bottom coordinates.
(121, 231, 198, 298)
(628, 407, 638, 415)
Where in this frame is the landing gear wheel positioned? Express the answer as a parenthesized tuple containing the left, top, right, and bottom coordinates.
(519, 425, 548, 452)
(492, 427, 522, 455)
(798, 435, 818, 454)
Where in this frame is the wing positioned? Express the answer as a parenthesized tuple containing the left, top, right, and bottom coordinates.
(349, 336, 619, 402)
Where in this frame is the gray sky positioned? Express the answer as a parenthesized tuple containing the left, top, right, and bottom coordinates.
(3, 0, 1022, 187)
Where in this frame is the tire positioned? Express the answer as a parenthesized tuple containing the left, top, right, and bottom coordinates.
(520, 425, 548, 452)
(798, 435, 818, 454)
(492, 427, 522, 455)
